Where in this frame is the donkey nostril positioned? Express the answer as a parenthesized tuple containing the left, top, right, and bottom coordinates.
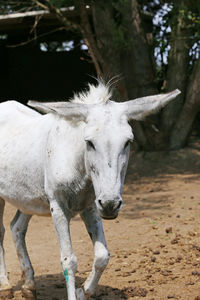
(98, 199, 103, 208)
(116, 200, 122, 210)
(98, 199, 122, 211)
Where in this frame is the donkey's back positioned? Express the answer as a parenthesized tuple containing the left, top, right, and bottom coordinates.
(0, 101, 53, 215)
(0, 100, 39, 122)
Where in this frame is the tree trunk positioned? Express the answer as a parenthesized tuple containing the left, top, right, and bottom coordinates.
(169, 57, 200, 149)
(91, 0, 157, 149)
(120, 0, 157, 99)
(161, 1, 192, 133)
(36, 0, 200, 151)
(119, 0, 160, 150)
(90, 1, 128, 99)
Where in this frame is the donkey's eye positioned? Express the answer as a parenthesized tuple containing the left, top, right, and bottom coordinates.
(87, 141, 95, 150)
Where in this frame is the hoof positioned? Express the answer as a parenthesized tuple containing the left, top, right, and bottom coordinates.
(0, 288, 13, 299)
(76, 288, 89, 300)
(21, 286, 37, 300)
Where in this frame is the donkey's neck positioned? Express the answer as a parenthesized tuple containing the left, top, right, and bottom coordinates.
(51, 117, 91, 194)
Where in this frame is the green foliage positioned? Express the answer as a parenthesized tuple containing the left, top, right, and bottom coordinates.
(180, 9, 200, 24)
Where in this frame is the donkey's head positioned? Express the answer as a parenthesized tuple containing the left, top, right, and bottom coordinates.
(28, 83, 180, 219)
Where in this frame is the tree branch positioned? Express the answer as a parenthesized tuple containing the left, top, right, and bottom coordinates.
(35, 0, 78, 31)
(7, 26, 65, 48)
(77, 0, 105, 77)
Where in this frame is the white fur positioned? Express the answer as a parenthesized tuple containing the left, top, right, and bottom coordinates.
(71, 81, 112, 104)
(0, 83, 180, 299)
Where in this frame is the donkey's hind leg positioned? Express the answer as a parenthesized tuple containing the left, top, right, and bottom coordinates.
(10, 210, 36, 299)
(0, 198, 13, 299)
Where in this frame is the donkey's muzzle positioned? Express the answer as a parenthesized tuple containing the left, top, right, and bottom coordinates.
(97, 198, 122, 219)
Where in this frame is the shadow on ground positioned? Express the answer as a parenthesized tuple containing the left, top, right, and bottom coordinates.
(122, 193, 171, 219)
(126, 147, 200, 181)
(12, 273, 128, 300)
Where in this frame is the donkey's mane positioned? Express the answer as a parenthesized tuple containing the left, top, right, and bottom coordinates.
(70, 81, 112, 105)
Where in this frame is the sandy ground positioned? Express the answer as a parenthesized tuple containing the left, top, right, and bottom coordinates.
(2, 147, 200, 300)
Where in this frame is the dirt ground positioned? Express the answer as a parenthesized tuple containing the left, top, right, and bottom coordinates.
(3, 147, 200, 300)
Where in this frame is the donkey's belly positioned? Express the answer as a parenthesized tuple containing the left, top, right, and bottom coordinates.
(3, 195, 51, 216)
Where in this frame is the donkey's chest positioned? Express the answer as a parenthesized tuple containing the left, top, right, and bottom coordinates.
(58, 182, 95, 215)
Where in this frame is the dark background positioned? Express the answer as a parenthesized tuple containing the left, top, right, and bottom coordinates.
(0, 30, 96, 103)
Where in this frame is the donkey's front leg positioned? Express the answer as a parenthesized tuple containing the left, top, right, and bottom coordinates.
(80, 207, 110, 299)
(50, 199, 77, 300)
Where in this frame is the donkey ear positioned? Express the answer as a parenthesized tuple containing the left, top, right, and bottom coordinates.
(28, 101, 88, 121)
(123, 89, 181, 121)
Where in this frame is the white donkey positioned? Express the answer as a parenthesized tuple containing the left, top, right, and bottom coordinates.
(0, 82, 180, 300)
